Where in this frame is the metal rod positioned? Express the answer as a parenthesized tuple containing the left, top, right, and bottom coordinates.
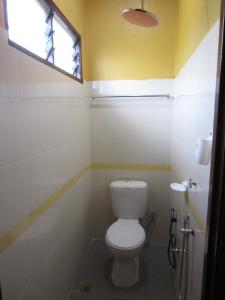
(178, 215, 193, 300)
(92, 94, 171, 100)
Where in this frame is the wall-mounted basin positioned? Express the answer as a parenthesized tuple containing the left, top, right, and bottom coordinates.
(170, 182, 188, 192)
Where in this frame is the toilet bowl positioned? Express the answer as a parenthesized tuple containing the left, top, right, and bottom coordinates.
(106, 219, 145, 261)
(105, 180, 148, 288)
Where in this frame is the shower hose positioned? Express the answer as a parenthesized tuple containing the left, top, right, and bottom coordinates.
(167, 211, 191, 300)
(168, 208, 177, 269)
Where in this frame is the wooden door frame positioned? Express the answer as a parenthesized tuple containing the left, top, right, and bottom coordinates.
(202, 1, 225, 299)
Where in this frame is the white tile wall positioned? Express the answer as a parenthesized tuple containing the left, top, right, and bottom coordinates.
(17, 174, 92, 300)
(171, 21, 220, 300)
(91, 98, 172, 164)
(0, 27, 92, 299)
(0, 14, 220, 300)
(90, 96, 173, 245)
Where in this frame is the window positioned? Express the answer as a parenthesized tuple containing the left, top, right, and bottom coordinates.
(4, 0, 82, 82)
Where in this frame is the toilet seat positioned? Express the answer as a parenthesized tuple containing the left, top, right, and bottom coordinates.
(105, 219, 145, 251)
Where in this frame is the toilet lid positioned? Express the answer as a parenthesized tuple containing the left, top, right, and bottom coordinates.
(106, 219, 145, 250)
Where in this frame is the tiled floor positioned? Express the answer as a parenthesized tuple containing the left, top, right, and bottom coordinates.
(68, 240, 176, 300)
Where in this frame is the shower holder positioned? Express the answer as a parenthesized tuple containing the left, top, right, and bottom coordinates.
(172, 247, 185, 254)
(180, 228, 195, 236)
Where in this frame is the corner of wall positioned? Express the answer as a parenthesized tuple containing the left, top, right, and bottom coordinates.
(0, 0, 5, 28)
(175, 0, 221, 76)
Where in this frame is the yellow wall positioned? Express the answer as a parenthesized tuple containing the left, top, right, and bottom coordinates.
(0, 0, 221, 80)
(175, 0, 221, 74)
(86, 0, 178, 80)
(86, 0, 221, 80)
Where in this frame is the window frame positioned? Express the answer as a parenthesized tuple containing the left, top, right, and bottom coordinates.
(3, 0, 83, 84)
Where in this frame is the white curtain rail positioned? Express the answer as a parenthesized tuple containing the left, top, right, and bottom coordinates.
(91, 94, 172, 100)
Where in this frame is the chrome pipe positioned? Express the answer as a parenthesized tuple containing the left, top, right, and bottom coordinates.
(91, 94, 172, 100)
(178, 231, 186, 299)
(178, 216, 194, 300)
(140, 0, 144, 10)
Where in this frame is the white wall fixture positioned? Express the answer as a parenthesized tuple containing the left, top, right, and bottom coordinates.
(105, 180, 148, 288)
(195, 134, 213, 165)
(170, 181, 188, 192)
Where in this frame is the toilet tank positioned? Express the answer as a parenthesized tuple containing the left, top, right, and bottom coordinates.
(110, 180, 148, 219)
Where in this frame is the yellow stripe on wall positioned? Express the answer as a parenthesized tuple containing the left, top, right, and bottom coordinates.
(171, 170, 206, 235)
(0, 162, 204, 255)
(0, 162, 172, 254)
(0, 164, 92, 255)
(94, 164, 206, 234)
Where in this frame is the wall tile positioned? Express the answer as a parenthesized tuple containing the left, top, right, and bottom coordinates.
(171, 21, 219, 300)
(0, 27, 92, 300)
(90, 94, 173, 245)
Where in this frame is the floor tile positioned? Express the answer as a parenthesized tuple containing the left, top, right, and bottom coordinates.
(143, 245, 171, 276)
(103, 296, 139, 300)
(142, 290, 176, 300)
(69, 291, 102, 300)
(68, 240, 176, 300)
(103, 284, 142, 300)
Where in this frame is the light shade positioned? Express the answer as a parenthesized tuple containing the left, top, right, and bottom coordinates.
(122, 8, 159, 27)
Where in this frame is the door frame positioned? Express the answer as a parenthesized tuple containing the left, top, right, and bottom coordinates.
(201, 1, 225, 299)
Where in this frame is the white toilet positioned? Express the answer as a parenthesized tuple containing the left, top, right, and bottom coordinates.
(105, 180, 148, 288)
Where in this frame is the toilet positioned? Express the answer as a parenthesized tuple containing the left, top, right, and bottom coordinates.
(105, 180, 148, 288)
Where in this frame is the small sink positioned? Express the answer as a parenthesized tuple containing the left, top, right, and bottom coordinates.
(170, 182, 187, 192)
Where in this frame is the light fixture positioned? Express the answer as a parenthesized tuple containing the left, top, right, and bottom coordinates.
(122, 0, 159, 28)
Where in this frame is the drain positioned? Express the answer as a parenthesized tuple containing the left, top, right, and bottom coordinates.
(78, 282, 91, 293)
